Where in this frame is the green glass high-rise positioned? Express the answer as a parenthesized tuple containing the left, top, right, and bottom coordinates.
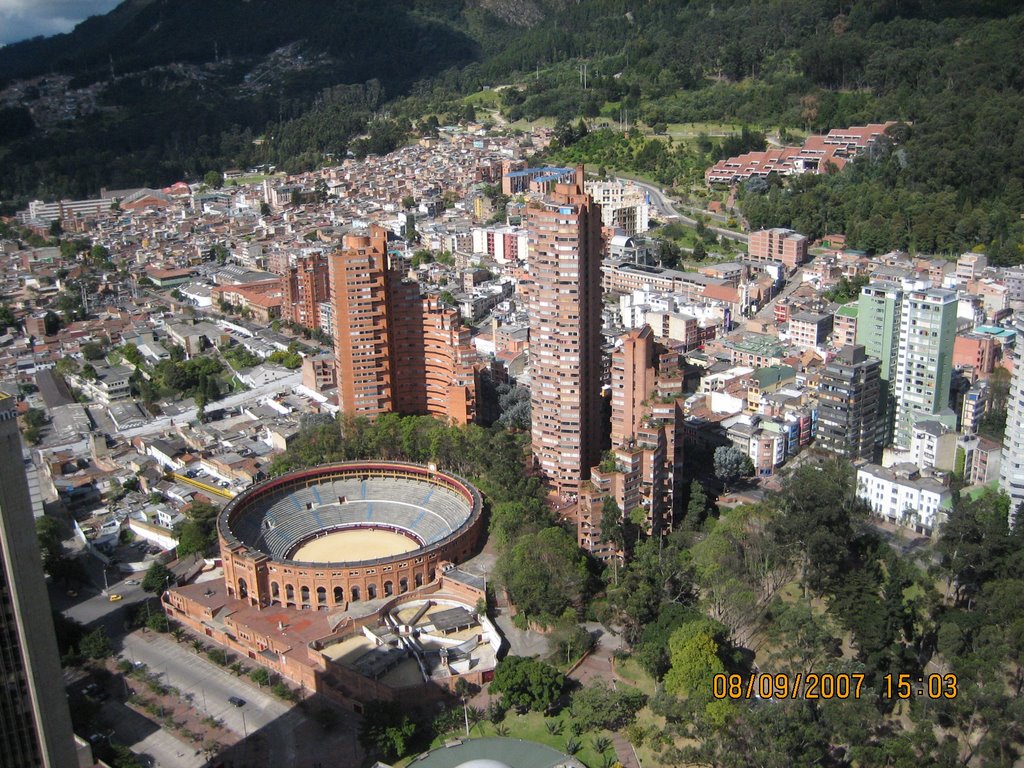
(856, 281, 903, 446)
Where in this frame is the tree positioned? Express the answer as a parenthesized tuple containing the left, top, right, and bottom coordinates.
(686, 481, 709, 528)
(359, 701, 417, 761)
(142, 562, 175, 593)
(489, 656, 564, 712)
(43, 311, 61, 336)
(204, 170, 224, 189)
(250, 667, 272, 687)
(0, 304, 18, 330)
(714, 445, 754, 491)
(664, 617, 732, 704)
(692, 239, 706, 261)
(600, 496, 623, 551)
(569, 681, 647, 731)
(768, 460, 871, 594)
(36, 516, 63, 568)
(628, 505, 647, 545)
(81, 341, 106, 360)
(79, 627, 113, 659)
(498, 527, 590, 619)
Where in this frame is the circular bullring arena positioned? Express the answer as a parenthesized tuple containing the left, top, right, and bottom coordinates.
(217, 462, 484, 610)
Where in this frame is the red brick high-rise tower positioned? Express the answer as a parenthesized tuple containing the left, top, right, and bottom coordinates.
(527, 167, 604, 496)
(282, 253, 330, 331)
(329, 225, 478, 423)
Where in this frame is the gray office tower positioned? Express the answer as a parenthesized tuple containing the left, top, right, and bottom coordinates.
(0, 394, 77, 767)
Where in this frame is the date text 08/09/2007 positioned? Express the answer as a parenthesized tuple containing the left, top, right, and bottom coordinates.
(712, 672, 959, 701)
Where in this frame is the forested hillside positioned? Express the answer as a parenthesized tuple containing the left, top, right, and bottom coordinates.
(1, 0, 1022, 258)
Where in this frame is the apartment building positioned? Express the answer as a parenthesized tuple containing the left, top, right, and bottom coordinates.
(471, 226, 528, 264)
(856, 462, 951, 535)
(578, 332, 685, 560)
(831, 303, 858, 347)
(952, 333, 996, 374)
(816, 345, 882, 460)
(1000, 319, 1024, 519)
(893, 288, 958, 448)
(329, 225, 480, 424)
(747, 228, 808, 270)
(585, 180, 650, 235)
(788, 311, 833, 350)
(956, 252, 987, 283)
(527, 171, 604, 496)
(283, 253, 330, 330)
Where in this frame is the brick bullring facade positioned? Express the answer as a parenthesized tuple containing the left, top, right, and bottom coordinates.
(217, 462, 484, 613)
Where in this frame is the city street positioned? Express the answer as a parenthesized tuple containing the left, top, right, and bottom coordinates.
(98, 699, 205, 768)
(123, 633, 290, 742)
(122, 633, 363, 767)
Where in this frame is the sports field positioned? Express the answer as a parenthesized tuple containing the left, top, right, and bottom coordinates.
(290, 528, 419, 562)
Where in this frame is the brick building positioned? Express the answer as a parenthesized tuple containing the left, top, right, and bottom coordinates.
(747, 228, 808, 270)
(329, 226, 480, 424)
(283, 253, 330, 330)
(527, 169, 604, 496)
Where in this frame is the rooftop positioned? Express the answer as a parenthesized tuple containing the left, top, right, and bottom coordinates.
(411, 737, 581, 768)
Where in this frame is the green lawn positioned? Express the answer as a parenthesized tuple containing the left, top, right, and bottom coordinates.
(508, 116, 557, 131)
(463, 89, 503, 108)
(613, 658, 657, 696)
(225, 172, 281, 187)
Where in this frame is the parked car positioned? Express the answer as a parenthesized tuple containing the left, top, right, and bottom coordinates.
(228, 696, 246, 707)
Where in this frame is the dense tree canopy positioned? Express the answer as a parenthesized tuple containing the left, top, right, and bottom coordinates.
(489, 656, 564, 713)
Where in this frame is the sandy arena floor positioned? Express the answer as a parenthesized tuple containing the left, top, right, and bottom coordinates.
(290, 529, 419, 562)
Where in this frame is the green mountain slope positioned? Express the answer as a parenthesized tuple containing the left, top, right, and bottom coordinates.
(1, 0, 1022, 260)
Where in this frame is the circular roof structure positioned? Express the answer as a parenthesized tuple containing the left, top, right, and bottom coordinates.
(414, 738, 578, 768)
(218, 462, 481, 567)
(455, 761, 514, 768)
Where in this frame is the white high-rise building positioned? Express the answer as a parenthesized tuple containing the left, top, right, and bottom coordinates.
(893, 288, 958, 448)
(1000, 320, 1024, 519)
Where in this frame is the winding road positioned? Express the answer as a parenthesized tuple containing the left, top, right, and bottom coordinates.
(612, 174, 749, 244)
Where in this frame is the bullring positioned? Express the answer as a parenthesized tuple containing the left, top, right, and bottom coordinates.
(217, 461, 484, 611)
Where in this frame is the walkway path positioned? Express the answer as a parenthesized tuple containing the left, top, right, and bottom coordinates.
(564, 625, 640, 768)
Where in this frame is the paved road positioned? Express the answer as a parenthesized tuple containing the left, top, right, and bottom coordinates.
(612, 174, 749, 243)
(124, 633, 290, 744)
(99, 699, 205, 768)
(565, 626, 638, 768)
(752, 266, 806, 322)
(122, 633, 363, 768)
(52, 554, 151, 635)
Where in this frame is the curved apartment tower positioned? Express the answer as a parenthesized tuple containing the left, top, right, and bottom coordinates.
(329, 225, 479, 423)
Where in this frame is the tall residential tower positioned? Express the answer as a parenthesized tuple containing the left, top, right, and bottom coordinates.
(856, 282, 957, 449)
(329, 226, 480, 423)
(1000, 319, 1024, 519)
(893, 288, 958, 448)
(816, 344, 883, 460)
(527, 169, 604, 496)
(0, 395, 77, 767)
